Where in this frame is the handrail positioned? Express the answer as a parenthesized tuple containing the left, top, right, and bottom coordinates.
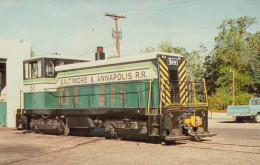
(203, 78, 209, 106)
(147, 78, 153, 115)
(192, 79, 197, 107)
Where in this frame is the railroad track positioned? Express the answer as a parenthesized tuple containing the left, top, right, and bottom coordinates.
(178, 141, 260, 154)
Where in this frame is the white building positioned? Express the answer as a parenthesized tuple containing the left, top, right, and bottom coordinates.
(0, 39, 31, 127)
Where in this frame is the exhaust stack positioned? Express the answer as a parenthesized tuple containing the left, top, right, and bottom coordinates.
(95, 47, 105, 61)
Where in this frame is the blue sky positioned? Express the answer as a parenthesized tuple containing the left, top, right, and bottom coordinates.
(0, 0, 259, 60)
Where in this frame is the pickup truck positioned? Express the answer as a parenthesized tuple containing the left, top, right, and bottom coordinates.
(227, 97, 260, 122)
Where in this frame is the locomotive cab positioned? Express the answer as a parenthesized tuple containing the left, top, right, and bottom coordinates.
(23, 56, 90, 80)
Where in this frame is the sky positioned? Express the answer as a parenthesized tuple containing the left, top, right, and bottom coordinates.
(0, 0, 259, 61)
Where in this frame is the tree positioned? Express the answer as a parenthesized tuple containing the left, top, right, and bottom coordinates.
(141, 46, 156, 53)
(157, 41, 190, 58)
(141, 41, 191, 59)
(185, 43, 208, 81)
(204, 16, 259, 99)
(30, 49, 36, 58)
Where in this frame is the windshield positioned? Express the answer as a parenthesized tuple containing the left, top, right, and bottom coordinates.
(45, 60, 55, 77)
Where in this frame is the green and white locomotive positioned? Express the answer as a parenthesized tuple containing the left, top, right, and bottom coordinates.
(17, 51, 215, 142)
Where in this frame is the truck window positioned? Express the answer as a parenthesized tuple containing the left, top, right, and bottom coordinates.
(251, 99, 260, 105)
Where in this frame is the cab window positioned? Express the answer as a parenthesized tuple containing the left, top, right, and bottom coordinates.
(45, 60, 55, 77)
(31, 62, 38, 78)
(24, 60, 42, 79)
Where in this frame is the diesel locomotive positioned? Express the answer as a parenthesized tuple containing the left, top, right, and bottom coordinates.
(16, 50, 215, 142)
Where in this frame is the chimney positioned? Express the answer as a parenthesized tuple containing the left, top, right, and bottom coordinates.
(95, 47, 105, 61)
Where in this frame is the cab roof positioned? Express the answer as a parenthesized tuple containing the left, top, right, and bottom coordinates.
(55, 52, 184, 72)
(26, 55, 90, 62)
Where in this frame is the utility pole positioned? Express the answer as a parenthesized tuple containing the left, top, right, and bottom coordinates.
(230, 69, 235, 105)
(105, 13, 126, 58)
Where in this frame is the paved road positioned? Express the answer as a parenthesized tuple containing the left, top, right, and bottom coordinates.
(0, 116, 259, 165)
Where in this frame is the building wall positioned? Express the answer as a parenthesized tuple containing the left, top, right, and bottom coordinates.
(0, 39, 31, 127)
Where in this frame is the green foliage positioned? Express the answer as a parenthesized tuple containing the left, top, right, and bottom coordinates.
(235, 92, 255, 105)
(187, 44, 207, 80)
(140, 46, 156, 53)
(208, 90, 255, 111)
(30, 49, 36, 58)
(208, 91, 232, 111)
(204, 16, 260, 100)
(141, 40, 190, 58)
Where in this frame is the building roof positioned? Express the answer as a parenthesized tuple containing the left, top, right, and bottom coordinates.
(55, 52, 183, 72)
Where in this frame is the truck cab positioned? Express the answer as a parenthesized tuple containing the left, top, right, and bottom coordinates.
(227, 97, 260, 123)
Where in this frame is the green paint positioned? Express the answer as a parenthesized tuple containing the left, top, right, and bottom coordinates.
(75, 86, 89, 108)
(24, 92, 58, 109)
(24, 79, 160, 110)
(0, 102, 7, 126)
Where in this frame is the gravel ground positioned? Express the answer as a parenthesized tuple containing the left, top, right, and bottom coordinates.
(0, 116, 259, 165)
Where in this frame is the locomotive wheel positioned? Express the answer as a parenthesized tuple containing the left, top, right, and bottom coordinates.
(255, 113, 260, 123)
(105, 124, 118, 139)
(63, 124, 70, 136)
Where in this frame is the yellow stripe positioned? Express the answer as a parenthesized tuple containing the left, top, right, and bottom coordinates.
(159, 65, 169, 77)
(161, 81, 170, 93)
(178, 61, 185, 72)
(180, 81, 185, 91)
(165, 90, 171, 98)
(178, 67, 186, 79)
(168, 108, 182, 110)
(160, 77, 170, 90)
(183, 97, 188, 104)
(162, 99, 166, 104)
(159, 58, 168, 71)
(161, 84, 171, 104)
(179, 72, 187, 82)
(180, 88, 186, 97)
(160, 71, 168, 81)
(166, 96, 171, 104)
(164, 83, 170, 90)
(181, 97, 186, 104)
